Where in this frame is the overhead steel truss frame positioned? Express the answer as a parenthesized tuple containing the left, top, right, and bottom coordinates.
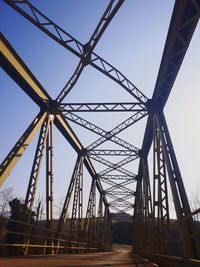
(3, 0, 148, 104)
(1, 0, 200, 260)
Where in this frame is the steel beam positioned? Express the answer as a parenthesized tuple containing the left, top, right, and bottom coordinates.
(0, 33, 50, 107)
(46, 118, 54, 229)
(89, 154, 136, 176)
(4, 0, 148, 104)
(99, 174, 135, 180)
(57, 156, 82, 233)
(2, 0, 200, 255)
(109, 198, 133, 207)
(63, 112, 139, 152)
(57, 62, 84, 103)
(152, 0, 200, 108)
(87, 149, 136, 156)
(56, 0, 125, 102)
(106, 191, 134, 196)
(141, 157, 153, 254)
(84, 178, 96, 238)
(152, 116, 170, 254)
(96, 195, 103, 243)
(0, 33, 109, 215)
(54, 114, 108, 208)
(98, 156, 136, 177)
(100, 177, 134, 184)
(87, 110, 147, 150)
(25, 116, 50, 211)
(60, 102, 146, 112)
(156, 111, 200, 258)
(141, 0, 200, 158)
(134, 4, 200, 246)
(102, 179, 134, 192)
(106, 193, 133, 203)
(0, 111, 47, 186)
(133, 172, 143, 253)
(85, 0, 125, 52)
(110, 204, 132, 209)
(70, 156, 83, 237)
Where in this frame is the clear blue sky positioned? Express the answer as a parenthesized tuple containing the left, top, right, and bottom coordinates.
(0, 1, 199, 216)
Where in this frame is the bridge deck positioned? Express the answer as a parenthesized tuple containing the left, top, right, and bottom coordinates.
(0, 245, 157, 267)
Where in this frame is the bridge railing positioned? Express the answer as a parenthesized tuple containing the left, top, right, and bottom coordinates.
(133, 207, 200, 267)
(0, 216, 112, 256)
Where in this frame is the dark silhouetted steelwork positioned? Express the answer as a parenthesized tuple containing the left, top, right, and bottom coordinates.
(1, 0, 200, 264)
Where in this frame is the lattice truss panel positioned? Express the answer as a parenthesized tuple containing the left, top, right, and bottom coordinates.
(0, 0, 200, 259)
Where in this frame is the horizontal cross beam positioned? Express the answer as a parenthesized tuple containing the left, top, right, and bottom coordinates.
(60, 102, 146, 112)
(86, 149, 137, 156)
(99, 174, 136, 180)
(106, 191, 134, 196)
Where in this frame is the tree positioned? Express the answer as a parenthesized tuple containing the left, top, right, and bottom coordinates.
(0, 187, 14, 217)
(189, 187, 200, 222)
(6, 198, 36, 255)
(34, 196, 45, 222)
(57, 197, 64, 218)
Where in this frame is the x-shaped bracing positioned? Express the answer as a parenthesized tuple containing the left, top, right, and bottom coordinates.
(1, 0, 147, 214)
(1, 0, 200, 258)
(1, 0, 129, 205)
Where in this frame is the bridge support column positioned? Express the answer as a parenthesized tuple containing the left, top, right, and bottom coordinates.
(84, 177, 96, 243)
(152, 114, 170, 255)
(56, 155, 83, 253)
(133, 157, 153, 255)
(45, 117, 54, 254)
(23, 115, 50, 255)
(155, 111, 200, 259)
(69, 156, 84, 240)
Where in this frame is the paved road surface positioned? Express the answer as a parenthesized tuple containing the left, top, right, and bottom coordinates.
(0, 244, 158, 267)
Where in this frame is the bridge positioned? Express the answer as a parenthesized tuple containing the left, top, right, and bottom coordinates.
(0, 0, 200, 266)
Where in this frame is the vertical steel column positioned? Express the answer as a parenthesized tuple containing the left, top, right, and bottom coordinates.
(96, 194, 103, 244)
(152, 121, 160, 254)
(78, 158, 83, 235)
(56, 155, 82, 253)
(57, 156, 81, 233)
(152, 114, 170, 254)
(84, 178, 96, 241)
(103, 204, 111, 245)
(45, 117, 54, 254)
(24, 116, 49, 255)
(133, 177, 139, 252)
(153, 116, 170, 254)
(46, 117, 54, 229)
(142, 157, 153, 254)
(70, 156, 83, 238)
(25, 116, 49, 211)
(156, 111, 200, 259)
(133, 175, 143, 254)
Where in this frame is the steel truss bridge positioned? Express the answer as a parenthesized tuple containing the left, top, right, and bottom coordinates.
(0, 0, 200, 266)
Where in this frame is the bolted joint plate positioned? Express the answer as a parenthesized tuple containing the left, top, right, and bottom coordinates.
(45, 99, 60, 115)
